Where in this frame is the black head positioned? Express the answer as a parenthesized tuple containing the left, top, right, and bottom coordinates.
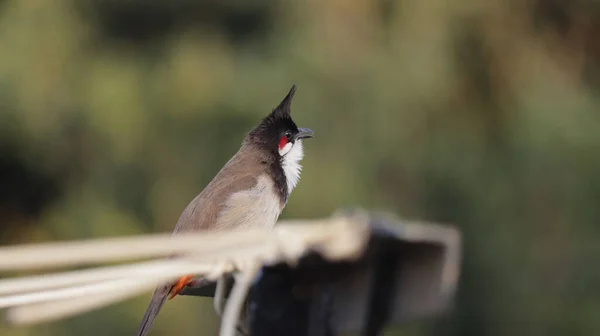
(247, 85, 314, 156)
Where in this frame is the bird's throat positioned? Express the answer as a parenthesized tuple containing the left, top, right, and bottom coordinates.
(281, 141, 304, 193)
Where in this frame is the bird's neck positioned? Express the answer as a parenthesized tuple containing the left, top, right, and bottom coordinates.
(239, 140, 304, 205)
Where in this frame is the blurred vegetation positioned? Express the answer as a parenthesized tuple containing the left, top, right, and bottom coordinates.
(1, 0, 600, 335)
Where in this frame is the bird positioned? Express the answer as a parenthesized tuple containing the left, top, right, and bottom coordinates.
(136, 85, 313, 336)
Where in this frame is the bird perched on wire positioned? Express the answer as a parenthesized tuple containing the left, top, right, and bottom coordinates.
(137, 85, 314, 336)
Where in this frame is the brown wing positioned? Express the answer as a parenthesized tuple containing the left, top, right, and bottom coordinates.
(136, 145, 264, 336)
(173, 145, 263, 233)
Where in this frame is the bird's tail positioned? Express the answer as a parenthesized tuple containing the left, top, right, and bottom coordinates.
(136, 284, 171, 336)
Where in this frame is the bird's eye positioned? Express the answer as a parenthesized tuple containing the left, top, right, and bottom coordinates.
(284, 131, 293, 140)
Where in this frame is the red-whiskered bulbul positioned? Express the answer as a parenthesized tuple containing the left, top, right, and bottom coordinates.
(137, 85, 313, 336)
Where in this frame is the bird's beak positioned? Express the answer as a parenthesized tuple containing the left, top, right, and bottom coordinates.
(296, 128, 314, 140)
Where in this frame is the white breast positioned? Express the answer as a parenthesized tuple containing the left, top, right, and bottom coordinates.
(215, 175, 283, 230)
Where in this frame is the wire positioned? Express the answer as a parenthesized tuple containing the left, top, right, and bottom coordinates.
(220, 263, 260, 336)
(6, 278, 157, 325)
(0, 217, 372, 327)
(0, 259, 214, 296)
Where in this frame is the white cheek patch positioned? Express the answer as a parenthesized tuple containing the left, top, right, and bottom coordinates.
(280, 140, 304, 193)
(278, 142, 293, 156)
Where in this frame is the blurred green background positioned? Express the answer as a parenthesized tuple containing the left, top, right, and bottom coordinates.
(1, 0, 600, 335)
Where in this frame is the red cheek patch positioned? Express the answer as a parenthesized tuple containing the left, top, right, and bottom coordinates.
(278, 136, 288, 150)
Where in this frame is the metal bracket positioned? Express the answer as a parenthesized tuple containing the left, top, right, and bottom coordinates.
(179, 210, 461, 336)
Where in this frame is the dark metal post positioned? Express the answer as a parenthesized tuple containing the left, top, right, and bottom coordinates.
(179, 212, 461, 336)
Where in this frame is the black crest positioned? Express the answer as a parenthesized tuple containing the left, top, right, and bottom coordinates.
(247, 85, 300, 148)
(270, 85, 296, 120)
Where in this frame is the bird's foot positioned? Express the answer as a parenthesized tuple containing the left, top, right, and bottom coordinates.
(168, 275, 194, 300)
